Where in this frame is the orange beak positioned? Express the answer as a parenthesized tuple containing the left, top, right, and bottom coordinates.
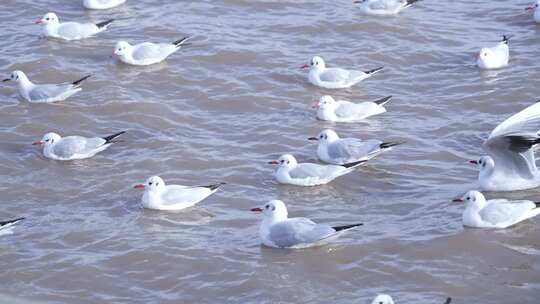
(250, 207, 262, 212)
(32, 140, 45, 145)
(133, 184, 145, 189)
(268, 160, 279, 165)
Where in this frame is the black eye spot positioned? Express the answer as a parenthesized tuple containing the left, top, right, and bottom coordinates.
(46, 18, 50, 21)
(265, 205, 269, 209)
(320, 135, 324, 139)
(155, 182, 159, 186)
(148, 182, 153, 185)
(286, 161, 290, 164)
(466, 197, 470, 200)
(379, 302, 383, 304)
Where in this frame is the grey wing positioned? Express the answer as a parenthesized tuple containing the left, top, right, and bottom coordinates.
(269, 218, 335, 248)
(331, 139, 381, 161)
(290, 163, 341, 179)
(53, 136, 104, 157)
(29, 84, 69, 101)
(335, 101, 365, 117)
(481, 201, 535, 226)
(369, 0, 403, 10)
(484, 135, 537, 179)
(57, 23, 95, 38)
(132, 43, 170, 60)
(319, 68, 351, 82)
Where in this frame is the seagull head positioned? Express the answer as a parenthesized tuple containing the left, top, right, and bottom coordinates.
(313, 95, 336, 109)
(251, 200, 288, 221)
(33, 132, 61, 147)
(3, 70, 26, 83)
(453, 190, 487, 210)
(302, 56, 325, 70)
(526, 1, 540, 11)
(477, 47, 494, 62)
(114, 41, 132, 57)
(36, 12, 58, 25)
(309, 129, 340, 144)
(134, 176, 165, 192)
(268, 154, 298, 169)
(469, 156, 494, 173)
(371, 294, 395, 304)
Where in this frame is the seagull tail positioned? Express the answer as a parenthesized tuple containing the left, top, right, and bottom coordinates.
(443, 297, 452, 304)
(173, 36, 192, 47)
(202, 182, 226, 191)
(405, 0, 422, 7)
(96, 19, 115, 29)
(364, 66, 384, 75)
(102, 131, 126, 144)
(502, 35, 511, 44)
(332, 223, 363, 232)
(534, 202, 540, 208)
(342, 159, 368, 169)
(0, 217, 25, 227)
(373, 95, 393, 106)
(72, 75, 92, 86)
(380, 141, 405, 149)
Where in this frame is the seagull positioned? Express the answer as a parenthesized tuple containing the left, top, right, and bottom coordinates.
(134, 176, 224, 211)
(371, 294, 452, 304)
(36, 12, 114, 40)
(0, 218, 24, 236)
(113, 37, 192, 66)
(269, 153, 365, 186)
(2, 71, 90, 103)
(83, 0, 126, 10)
(314, 95, 392, 122)
(353, 0, 423, 15)
(301, 56, 383, 89)
(308, 129, 403, 165)
(526, 1, 540, 23)
(250, 200, 363, 248)
(453, 190, 540, 229)
(476, 36, 510, 70)
(33, 131, 126, 160)
(469, 101, 540, 191)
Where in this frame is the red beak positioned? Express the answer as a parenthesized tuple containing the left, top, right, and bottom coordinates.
(32, 140, 44, 145)
(250, 207, 262, 212)
(526, 6, 534, 11)
(268, 160, 279, 165)
(308, 137, 318, 141)
(133, 184, 145, 189)
(311, 101, 319, 109)
(452, 198, 464, 202)
(35, 20, 43, 24)
(300, 64, 309, 69)
(469, 160, 478, 165)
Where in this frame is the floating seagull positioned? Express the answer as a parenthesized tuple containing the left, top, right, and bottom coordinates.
(251, 200, 362, 248)
(83, 0, 126, 10)
(526, 1, 540, 23)
(476, 36, 509, 70)
(134, 176, 224, 211)
(0, 217, 24, 236)
(454, 191, 540, 229)
(469, 101, 540, 191)
(301, 56, 383, 89)
(33, 131, 125, 160)
(269, 153, 365, 186)
(371, 294, 452, 304)
(314, 95, 391, 122)
(114, 37, 191, 66)
(353, 0, 422, 15)
(36, 12, 114, 40)
(2, 71, 90, 103)
(308, 129, 403, 165)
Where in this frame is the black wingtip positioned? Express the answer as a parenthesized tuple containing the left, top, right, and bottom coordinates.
(502, 35, 510, 44)
(443, 297, 452, 304)
(332, 223, 363, 232)
(364, 66, 384, 75)
(506, 135, 540, 153)
(96, 19, 114, 29)
(204, 182, 226, 191)
(102, 131, 126, 144)
(342, 159, 367, 169)
(380, 141, 405, 149)
(373, 95, 393, 106)
(72, 75, 91, 86)
(0, 217, 25, 227)
(406, 0, 422, 6)
(535, 202, 540, 208)
(173, 36, 191, 47)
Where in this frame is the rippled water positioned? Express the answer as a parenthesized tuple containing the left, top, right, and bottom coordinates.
(1, 0, 539, 303)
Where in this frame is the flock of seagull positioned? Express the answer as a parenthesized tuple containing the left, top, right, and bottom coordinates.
(3, 0, 540, 302)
